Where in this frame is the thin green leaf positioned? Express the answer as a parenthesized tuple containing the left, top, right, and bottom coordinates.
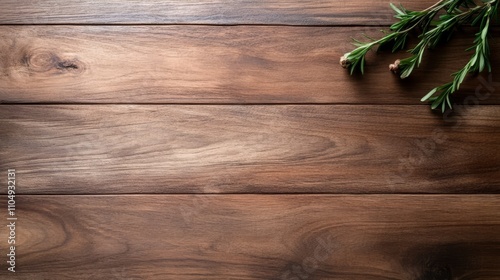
(360, 56, 365, 75)
(421, 87, 438, 101)
(446, 95, 452, 109)
(390, 3, 405, 16)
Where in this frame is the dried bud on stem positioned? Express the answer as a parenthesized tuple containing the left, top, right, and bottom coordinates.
(340, 54, 350, 68)
(389, 59, 400, 73)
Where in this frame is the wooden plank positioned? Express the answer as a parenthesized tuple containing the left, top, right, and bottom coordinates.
(4, 195, 500, 279)
(1, 26, 499, 104)
(1, 105, 498, 194)
(0, 0, 434, 25)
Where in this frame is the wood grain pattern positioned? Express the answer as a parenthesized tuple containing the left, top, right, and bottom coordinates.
(3, 195, 499, 279)
(1, 26, 499, 104)
(1, 1, 499, 279)
(0, 0, 434, 25)
(1, 105, 498, 194)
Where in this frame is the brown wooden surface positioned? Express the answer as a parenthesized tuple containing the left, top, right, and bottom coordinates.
(1, 26, 499, 104)
(1, 0, 500, 278)
(2, 195, 499, 279)
(0, 0, 432, 25)
(1, 105, 499, 194)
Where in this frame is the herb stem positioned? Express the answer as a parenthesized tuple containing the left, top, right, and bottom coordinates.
(341, 0, 498, 112)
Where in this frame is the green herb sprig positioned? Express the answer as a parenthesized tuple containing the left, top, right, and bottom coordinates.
(341, 0, 498, 112)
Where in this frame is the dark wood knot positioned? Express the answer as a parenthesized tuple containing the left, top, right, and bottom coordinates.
(23, 49, 85, 74)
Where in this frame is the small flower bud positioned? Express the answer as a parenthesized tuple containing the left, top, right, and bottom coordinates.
(389, 59, 400, 73)
(340, 54, 350, 68)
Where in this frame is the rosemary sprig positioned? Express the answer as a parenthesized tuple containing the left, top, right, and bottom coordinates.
(341, 0, 498, 112)
(397, 3, 489, 79)
(340, 0, 456, 74)
(422, 1, 498, 111)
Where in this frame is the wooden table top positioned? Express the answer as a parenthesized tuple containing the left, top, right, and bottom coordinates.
(0, 1, 499, 279)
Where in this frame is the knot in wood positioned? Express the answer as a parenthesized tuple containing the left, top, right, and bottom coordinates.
(24, 49, 84, 74)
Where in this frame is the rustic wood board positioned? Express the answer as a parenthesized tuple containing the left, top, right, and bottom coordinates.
(1, 105, 498, 194)
(1, 26, 499, 104)
(0, 0, 433, 25)
(1, 0, 500, 278)
(5, 195, 500, 279)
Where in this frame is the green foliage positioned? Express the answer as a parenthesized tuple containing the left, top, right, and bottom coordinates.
(341, 0, 498, 112)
